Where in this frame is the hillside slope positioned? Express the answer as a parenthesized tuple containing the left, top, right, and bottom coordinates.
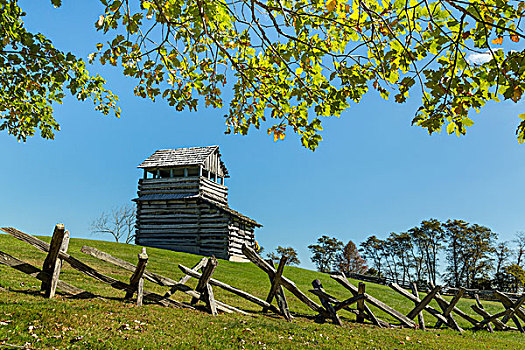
(0, 233, 522, 349)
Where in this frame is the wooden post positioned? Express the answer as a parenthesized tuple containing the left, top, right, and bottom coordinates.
(41, 224, 68, 298)
(264, 257, 292, 321)
(407, 285, 441, 320)
(192, 256, 218, 315)
(311, 279, 342, 326)
(0, 250, 92, 298)
(163, 258, 208, 299)
(264, 257, 286, 308)
(309, 286, 385, 327)
(428, 285, 463, 331)
(432, 291, 479, 328)
(499, 294, 525, 332)
(178, 263, 279, 313)
(356, 282, 366, 323)
(81, 245, 177, 287)
(474, 308, 514, 331)
(410, 282, 425, 330)
(1, 227, 190, 309)
(333, 275, 416, 328)
(242, 244, 326, 316)
(474, 294, 495, 332)
(125, 248, 148, 306)
(389, 283, 455, 329)
(494, 291, 525, 327)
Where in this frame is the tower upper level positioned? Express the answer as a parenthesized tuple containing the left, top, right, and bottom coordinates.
(137, 146, 229, 204)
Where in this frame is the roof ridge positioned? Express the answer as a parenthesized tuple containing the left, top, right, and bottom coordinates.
(155, 145, 218, 152)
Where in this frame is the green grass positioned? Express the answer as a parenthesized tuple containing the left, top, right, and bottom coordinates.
(0, 233, 523, 349)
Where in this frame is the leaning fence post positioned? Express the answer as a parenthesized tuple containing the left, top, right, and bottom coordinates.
(311, 279, 342, 326)
(263, 257, 292, 321)
(356, 282, 366, 323)
(410, 282, 425, 331)
(125, 247, 148, 306)
(41, 224, 68, 298)
(473, 294, 495, 332)
(192, 256, 218, 315)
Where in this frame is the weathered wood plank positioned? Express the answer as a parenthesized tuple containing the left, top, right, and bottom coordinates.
(441, 288, 464, 332)
(499, 294, 525, 332)
(0, 250, 92, 298)
(125, 248, 148, 306)
(137, 278, 144, 307)
(473, 308, 514, 330)
(494, 291, 525, 322)
(311, 279, 342, 326)
(242, 244, 326, 316)
(81, 245, 177, 287)
(470, 305, 494, 333)
(333, 294, 366, 312)
(1, 227, 188, 309)
(264, 257, 287, 312)
(407, 285, 441, 320)
(474, 294, 496, 332)
(178, 264, 279, 313)
(333, 276, 416, 328)
(204, 283, 218, 316)
(50, 231, 70, 299)
(494, 291, 525, 332)
(470, 305, 515, 331)
(389, 283, 449, 325)
(433, 292, 480, 327)
(307, 285, 385, 327)
(192, 257, 218, 315)
(40, 224, 66, 298)
(410, 283, 425, 331)
(271, 260, 292, 322)
(167, 283, 247, 315)
(356, 282, 366, 323)
(163, 258, 207, 299)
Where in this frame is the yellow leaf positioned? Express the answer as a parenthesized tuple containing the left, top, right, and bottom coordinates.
(326, 0, 337, 12)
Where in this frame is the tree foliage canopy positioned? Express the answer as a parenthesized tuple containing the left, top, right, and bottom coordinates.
(3, 1, 525, 148)
(91, 0, 525, 149)
(308, 235, 343, 272)
(1, 0, 119, 141)
(267, 245, 301, 265)
(336, 240, 368, 274)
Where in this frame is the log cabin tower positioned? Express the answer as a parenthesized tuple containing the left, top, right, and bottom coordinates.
(134, 146, 261, 261)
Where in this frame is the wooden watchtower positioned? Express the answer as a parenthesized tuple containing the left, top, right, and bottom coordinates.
(134, 146, 261, 261)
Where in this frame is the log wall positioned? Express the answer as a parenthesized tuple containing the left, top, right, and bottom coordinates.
(136, 198, 256, 261)
(138, 176, 228, 205)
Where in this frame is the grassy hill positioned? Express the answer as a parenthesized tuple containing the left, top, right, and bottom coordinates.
(0, 233, 523, 349)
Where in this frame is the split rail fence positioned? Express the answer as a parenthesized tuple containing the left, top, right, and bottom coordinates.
(1, 225, 525, 334)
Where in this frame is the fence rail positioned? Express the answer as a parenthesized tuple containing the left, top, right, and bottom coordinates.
(1, 224, 525, 335)
(346, 272, 523, 300)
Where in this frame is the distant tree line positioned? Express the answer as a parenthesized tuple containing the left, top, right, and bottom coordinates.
(358, 219, 525, 293)
(92, 206, 524, 293)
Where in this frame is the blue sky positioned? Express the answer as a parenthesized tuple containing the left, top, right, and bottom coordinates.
(2, 2, 525, 270)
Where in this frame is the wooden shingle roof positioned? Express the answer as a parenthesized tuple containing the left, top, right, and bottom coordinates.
(138, 146, 229, 176)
